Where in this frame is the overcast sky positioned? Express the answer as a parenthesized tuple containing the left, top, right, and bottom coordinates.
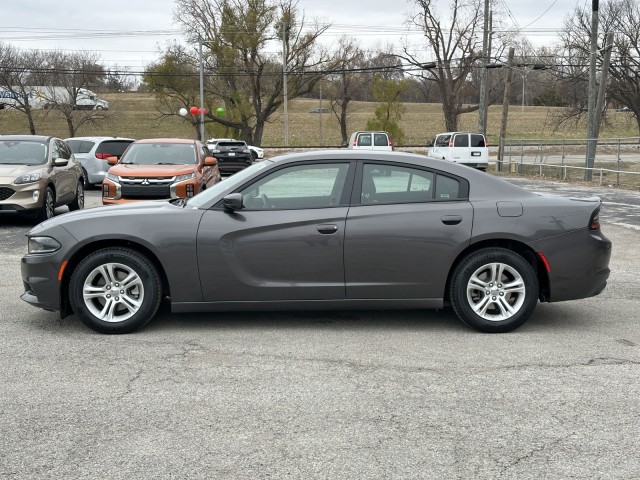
(0, 0, 584, 70)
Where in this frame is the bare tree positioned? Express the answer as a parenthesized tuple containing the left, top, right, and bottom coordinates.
(324, 37, 365, 145)
(398, 0, 484, 131)
(0, 43, 42, 134)
(170, 0, 330, 145)
(35, 50, 111, 138)
(559, 0, 640, 134)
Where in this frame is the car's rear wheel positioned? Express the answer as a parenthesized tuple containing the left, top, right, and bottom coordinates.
(69, 248, 162, 334)
(250, 150, 258, 162)
(449, 248, 538, 333)
(68, 180, 84, 211)
(36, 187, 55, 222)
(82, 168, 91, 190)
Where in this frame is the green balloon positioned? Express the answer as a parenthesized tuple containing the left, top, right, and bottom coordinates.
(215, 107, 225, 117)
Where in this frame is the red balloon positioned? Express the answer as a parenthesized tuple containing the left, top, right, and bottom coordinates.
(200, 107, 207, 115)
(189, 106, 199, 115)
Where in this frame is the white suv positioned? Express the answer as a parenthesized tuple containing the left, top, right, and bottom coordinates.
(65, 136, 134, 188)
(347, 131, 394, 151)
(427, 132, 488, 171)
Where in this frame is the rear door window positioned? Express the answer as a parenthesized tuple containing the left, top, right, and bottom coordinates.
(357, 134, 372, 147)
(361, 164, 434, 205)
(373, 133, 389, 146)
(470, 134, 486, 147)
(435, 174, 464, 201)
(435, 135, 451, 147)
(453, 134, 469, 147)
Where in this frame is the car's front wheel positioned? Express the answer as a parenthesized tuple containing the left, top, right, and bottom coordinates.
(449, 248, 539, 333)
(36, 186, 55, 222)
(69, 248, 162, 334)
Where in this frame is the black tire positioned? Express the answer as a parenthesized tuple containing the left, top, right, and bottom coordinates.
(449, 248, 538, 333)
(250, 150, 258, 162)
(82, 168, 91, 190)
(68, 248, 162, 334)
(68, 180, 84, 211)
(37, 186, 55, 223)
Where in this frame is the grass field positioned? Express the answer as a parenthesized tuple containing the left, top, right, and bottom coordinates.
(1, 92, 639, 146)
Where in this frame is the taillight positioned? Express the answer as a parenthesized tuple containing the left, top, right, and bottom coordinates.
(589, 208, 601, 230)
(353, 137, 357, 147)
(95, 153, 112, 159)
(449, 137, 454, 147)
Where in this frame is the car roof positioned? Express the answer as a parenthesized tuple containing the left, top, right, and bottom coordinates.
(1, 135, 53, 142)
(134, 138, 198, 144)
(434, 132, 485, 136)
(65, 136, 135, 142)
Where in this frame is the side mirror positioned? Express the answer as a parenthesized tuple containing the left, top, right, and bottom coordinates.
(107, 156, 118, 166)
(204, 156, 217, 166)
(53, 158, 69, 167)
(223, 193, 243, 211)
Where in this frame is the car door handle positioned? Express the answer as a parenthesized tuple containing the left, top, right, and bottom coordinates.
(441, 215, 462, 225)
(317, 224, 339, 234)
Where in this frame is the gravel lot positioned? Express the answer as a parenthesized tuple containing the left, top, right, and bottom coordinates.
(1, 181, 639, 479)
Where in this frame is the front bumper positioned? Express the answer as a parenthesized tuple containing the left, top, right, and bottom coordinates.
(102, 177, 199, 204)
(0, 181, 45, 214)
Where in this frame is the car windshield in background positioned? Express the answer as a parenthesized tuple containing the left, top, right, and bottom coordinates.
(0, 141, 48, 165)
(120, 143, 196, 165)
(217, 142, 246, 148)
(66, 140, 95, 154)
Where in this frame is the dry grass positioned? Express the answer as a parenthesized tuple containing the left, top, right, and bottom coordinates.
(1, 92, 639, 145)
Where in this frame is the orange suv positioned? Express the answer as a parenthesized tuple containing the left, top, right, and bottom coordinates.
(102, 138, 220, 204)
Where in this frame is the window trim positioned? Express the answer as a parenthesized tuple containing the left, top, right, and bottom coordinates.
(214, 160, 357, 211)
(351, 161, 470, 206)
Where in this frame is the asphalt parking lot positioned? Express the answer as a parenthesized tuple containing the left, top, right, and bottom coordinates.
(1, 180, 639, 479)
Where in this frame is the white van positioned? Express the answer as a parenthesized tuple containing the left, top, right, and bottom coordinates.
(427, 132, 488, 171)
(348, 131, 394, 151)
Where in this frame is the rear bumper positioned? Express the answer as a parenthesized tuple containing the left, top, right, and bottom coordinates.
(529, 228, 612, 302)
(214, 155, 252, 174)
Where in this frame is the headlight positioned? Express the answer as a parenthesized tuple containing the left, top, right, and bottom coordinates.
(15, 172, 42, 184)
(105, 172, 119, 182)
(28, 236, 61, 254)
(174, 172, 196, 182)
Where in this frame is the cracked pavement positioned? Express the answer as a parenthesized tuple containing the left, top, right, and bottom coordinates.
(1, 187, 639, 479)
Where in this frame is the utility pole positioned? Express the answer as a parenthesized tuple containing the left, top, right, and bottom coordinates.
(585, 0, 600, 181)
(198, 39, 205, 143)
(282, 20, 289, 146)
(478, 0, 490, 134)
(483, 11, 493, 132)
(498, 47, 515, 172)
(595, 31, 614, 137)
(319, 79, 323, 145)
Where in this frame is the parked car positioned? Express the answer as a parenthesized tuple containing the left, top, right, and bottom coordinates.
(65, 136, 134, 189)
(21, 150, 611, 334)
(427, 132, 488, 171)
(347, 131, 394, 151)
(207, 140, 253, 175)
(206, 138, 264, 162)
(101, 138, 220, 205)
(0, 135, 84, 222)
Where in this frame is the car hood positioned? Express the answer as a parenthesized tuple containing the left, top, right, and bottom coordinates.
(0, 164, 43, 184)
(30, 200, 190, 234)
(110, 164, 197, 177)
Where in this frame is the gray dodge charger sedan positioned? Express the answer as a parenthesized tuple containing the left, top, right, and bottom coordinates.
(21, 150, 612, 334)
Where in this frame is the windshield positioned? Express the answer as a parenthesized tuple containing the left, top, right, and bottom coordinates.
(0, 141, 48, 165)
(120, 143, 197, 165)
(187, 161, 270, 208)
